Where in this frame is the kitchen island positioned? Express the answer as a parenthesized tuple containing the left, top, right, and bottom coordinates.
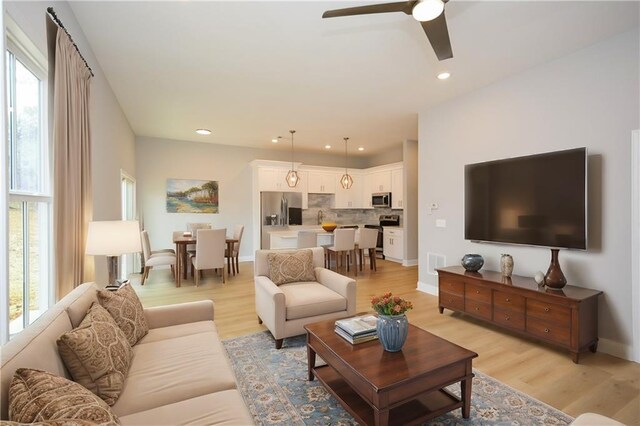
(269, 227, 335, 249)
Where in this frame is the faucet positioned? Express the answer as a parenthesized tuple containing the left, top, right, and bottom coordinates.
(317, 210, 324, 225)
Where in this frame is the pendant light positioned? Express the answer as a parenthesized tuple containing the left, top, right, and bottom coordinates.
(285, 130, 299, 188)
(340, 137, 353, 189)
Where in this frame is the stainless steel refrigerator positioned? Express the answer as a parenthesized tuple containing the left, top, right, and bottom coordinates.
(260, 192, 303, 249)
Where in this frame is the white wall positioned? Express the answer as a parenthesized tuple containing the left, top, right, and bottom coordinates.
(5, 1, 136, 286)
(418, 29, 639, 359)
(136, 136, 371, 259)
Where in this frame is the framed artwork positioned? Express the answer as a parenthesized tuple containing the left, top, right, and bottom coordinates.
(166, 179, 219, 213)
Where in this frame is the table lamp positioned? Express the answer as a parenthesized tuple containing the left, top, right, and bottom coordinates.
(86, 220, 141, 287)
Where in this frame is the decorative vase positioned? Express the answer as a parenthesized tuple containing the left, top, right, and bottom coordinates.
(461, 254, 484, 272)
(376, 314, 408, 352)
(501, 254, 514, 277)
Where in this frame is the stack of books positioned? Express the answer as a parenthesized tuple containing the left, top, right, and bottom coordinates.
(335, 315, 378, 344)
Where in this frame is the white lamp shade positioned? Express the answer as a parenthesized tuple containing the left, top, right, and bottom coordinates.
(86, 220, 142, 256)
(412, 0, 444, 22)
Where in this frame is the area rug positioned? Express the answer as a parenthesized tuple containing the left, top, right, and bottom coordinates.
(223, 331, 573, 425)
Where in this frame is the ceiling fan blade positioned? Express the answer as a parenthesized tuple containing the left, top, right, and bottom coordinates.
(323, 2, 415, 19)
(420, 11, 453, 61)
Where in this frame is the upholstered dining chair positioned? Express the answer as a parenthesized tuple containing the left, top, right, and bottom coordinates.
(324, 228, 357, 276)
(254, 248, 356, 348)
(141, 230, 176, 285)
(225, 225, 244, 275)
(297, 230, 318, 249)
(356, 228, 379, 272)
(191, 228, 226, 286)
(186, 223, 212, 252)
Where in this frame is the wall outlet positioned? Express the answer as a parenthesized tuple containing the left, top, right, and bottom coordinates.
(436, 219, 446, 228)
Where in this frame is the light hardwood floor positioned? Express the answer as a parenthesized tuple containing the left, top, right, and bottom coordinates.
(132, 259, 639, 424)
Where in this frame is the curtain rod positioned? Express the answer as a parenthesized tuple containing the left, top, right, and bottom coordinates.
(46, 7, 94, 77)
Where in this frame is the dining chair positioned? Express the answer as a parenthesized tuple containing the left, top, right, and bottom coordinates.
(297, 230, 318, 248)
(191, 228, 226, 286)
(142, 229, 175, 255)
(324, 228, 357, 276)
(186, 223, 212, 252)
(356, 228, 379, 272)
(141, 230, 176, 285)
(225, 225, 244, 275)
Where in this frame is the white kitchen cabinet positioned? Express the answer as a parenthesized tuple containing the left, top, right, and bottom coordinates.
(269, 233, 298, 249)
(383, 228, 404, 262)
(334, 173, 364, 209)
(369, 170, 392, 194)
(258, 167, 306, 193)
(307, 171, 337, 194)
(391, 167, 403, 209)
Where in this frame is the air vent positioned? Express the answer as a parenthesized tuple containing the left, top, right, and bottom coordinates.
(427, 253, 446, 275)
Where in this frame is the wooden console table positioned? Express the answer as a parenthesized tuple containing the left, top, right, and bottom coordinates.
(436, 266, 602, 363)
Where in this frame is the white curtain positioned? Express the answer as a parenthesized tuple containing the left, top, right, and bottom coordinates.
(53, 27, 93, 299)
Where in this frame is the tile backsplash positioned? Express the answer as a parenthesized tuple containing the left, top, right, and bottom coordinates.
(302, 194, 402, 226)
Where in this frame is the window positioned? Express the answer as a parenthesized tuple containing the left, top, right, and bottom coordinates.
(5, 36, 51, 337)
(120, 171, 137, 280)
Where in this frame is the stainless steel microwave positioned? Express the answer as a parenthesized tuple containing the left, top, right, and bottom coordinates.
(372, 192, 391, 208)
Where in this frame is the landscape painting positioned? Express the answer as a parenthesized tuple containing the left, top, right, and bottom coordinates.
(166, 179, 219, 213)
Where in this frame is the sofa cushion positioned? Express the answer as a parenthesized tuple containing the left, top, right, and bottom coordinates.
(267, 250, 316, 285)
(111, 331, 237, 417)
(118, 390, 253, 425)
(8, 368, 119, 425)
(57, 303, 133, 406)
(97, 284, 148, 346)
(136, 320, 216, 345)
(279, 282, 347, 320)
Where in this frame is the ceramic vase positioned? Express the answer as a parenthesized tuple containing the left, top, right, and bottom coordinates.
(461, 254, 484, 272)
(376, 314, 408, 352)
(501, 254, 514, 277)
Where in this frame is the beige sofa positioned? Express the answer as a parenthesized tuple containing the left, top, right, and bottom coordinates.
(0, 282, 254, 425)
(254, 247, 356, 348)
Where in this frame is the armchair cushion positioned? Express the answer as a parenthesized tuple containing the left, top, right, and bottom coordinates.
(267, 250, 316, 285)
(279, 282, 347, 320)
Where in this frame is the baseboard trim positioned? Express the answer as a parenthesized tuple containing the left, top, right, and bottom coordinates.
(403, 259, 418, 267)
(417, 280, 438, 296)
(239, 255, 253, 262)
(598, 337, 634, 361)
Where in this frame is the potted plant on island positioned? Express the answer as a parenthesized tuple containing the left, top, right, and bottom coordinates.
(371, 292, 413, 352)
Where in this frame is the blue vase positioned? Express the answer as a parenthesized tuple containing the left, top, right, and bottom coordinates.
(461, 254, 484, 272)
(376, 314, 408, 352)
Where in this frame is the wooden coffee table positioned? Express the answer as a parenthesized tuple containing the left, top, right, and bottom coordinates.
(304, 318, 478, 426)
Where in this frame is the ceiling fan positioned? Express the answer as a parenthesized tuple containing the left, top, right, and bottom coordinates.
(322, 0, 453, 61)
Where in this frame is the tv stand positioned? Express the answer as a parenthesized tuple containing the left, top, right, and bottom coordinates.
(436, 266, 602, 363)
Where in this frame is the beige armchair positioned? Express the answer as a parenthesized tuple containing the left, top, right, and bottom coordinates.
(254, 247, 356, 349)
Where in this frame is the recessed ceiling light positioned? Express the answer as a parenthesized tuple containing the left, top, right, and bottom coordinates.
(195, 128, 211, 135)
(358, 147, 364, 151)
(272, 138, 279, 143)
(325, 145, 331, 149)
(437, 72, 451, 80)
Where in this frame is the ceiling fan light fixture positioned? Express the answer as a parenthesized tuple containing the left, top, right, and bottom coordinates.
(412, 0, 444, 22)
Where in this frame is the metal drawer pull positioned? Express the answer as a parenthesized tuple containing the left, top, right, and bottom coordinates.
(544, 307, 550, 312)
(505, 298, 510, 302)
(505, 316, 510, 320)
(544, 328, 550, 333)
(476, 290, 480, 294)
(475, 307, 480, 311)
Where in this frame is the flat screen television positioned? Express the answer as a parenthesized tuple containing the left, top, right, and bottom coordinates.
(465, 148, 587, 250)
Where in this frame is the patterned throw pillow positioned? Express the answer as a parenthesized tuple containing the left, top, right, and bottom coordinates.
(97, 283, 148, 346)
(57, 303, 133, 406)
(8, 368, 119, 425)
(267, 250, 316, 285)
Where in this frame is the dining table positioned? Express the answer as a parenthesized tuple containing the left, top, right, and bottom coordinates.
(172, 231, 238, 287)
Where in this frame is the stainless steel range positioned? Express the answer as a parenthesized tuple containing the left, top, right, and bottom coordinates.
(364, 214, 400, 259)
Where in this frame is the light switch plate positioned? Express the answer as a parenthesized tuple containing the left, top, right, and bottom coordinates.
(436, 219, 446, 228)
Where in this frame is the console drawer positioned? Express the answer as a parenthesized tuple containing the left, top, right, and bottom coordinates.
(493, 306, 525, 331)
(526, 317, 570, 345)
(494, 291, 525, 311)
(440, 277, 464, 296)
(527, 299, 571, 326)
(440, 291, 464, 311)
(465, 300, 492, 320)
(466, 282, 491, 304)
